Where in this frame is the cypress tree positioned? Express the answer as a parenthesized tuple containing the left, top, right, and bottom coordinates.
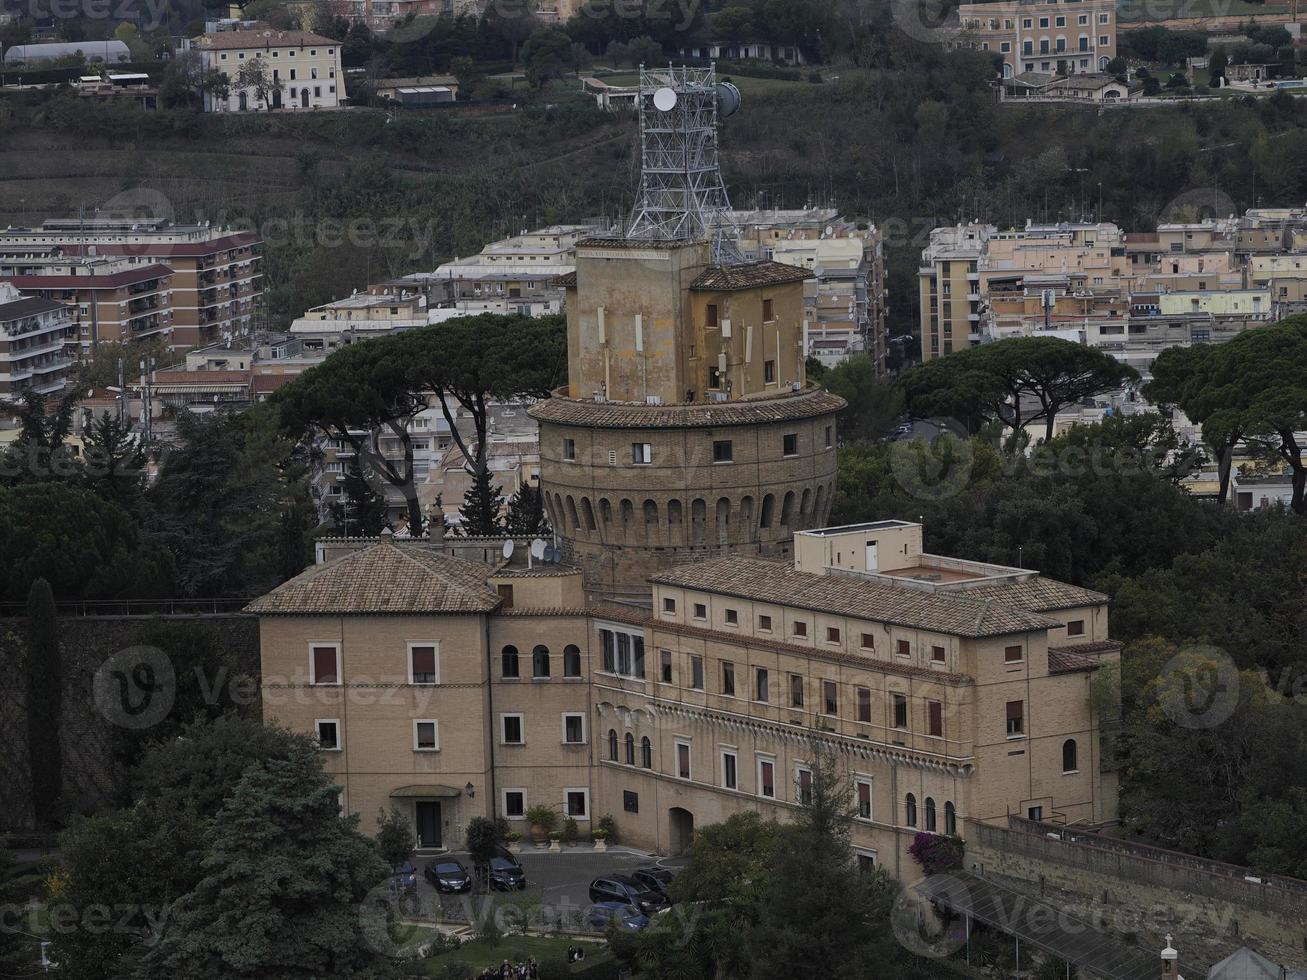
(458, 465, 505, 536)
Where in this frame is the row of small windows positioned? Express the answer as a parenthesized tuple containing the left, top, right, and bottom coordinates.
(607, 730, 655, 768)
(549, 487, 828, 535)
(903, 794, 958, 835)
(564, 431, 818, 465)
(501, 644, 582, 679)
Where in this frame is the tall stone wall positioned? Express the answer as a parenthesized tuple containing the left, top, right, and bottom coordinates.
(0, 614, 259, 830)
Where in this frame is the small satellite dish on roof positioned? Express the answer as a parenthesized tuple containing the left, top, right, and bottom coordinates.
(543, 544, 560, 563)
(653, 86, 678, 112)
(502, 539, 515, 560)
(530, 538, 547, 560)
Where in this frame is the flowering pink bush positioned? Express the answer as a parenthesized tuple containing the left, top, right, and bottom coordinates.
(908, 832, 965, 876)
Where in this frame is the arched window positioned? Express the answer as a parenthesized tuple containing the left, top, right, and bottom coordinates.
(800, 487, 812, 517)
(563, 644, 581, 678)
(565, 496, 580, 531)
(643, 499, 659, 526)
(814, 485, 826, 520)
(759, 493, 775, 528)
(780, 490, 795, 527)
(581, 497, 597, 531)
(925, 797, 937, 832)
(716, 497, 730, 544)
(608, 729, 618, 761)
(945, 801, 957, 836)
(668, 499, 683, 525)
(738, 495, 754, 528)
(532, 645, 550, 678)
(1062, 738, 1078, 773)
(624, 732, 635, 765)
(905, 793, 917, 827)
(501, 645, 519, 678)
(691, 498, 707, 545)
(641, 736, 652, 768)
(620, 498, 634, 527)
(599, 498, 613, 525)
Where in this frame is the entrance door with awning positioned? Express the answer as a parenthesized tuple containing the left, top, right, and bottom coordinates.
(390, 785, 462, 851)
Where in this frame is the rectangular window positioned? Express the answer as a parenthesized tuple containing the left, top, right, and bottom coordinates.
(856, 779, 873, 820)
(663, 597, 676, 614)
(860, 632, 875, 649)
(928, 701, 943, 737)
(414, 720, 439, 751)
(824, 425, 833, 448)
(764, 360, 777, 384)
(758, 614, 773, 632)
(725, 608, 739, 626)
(722, 662, 736, 697)
(599, 627, 644, 678)
(826, 626, 841, 644)
(893, 694, 908, 729)
(755, 667, 769, 702)
(676, 740, 692, 779)
(856, 686, 871, 723)
(758, 756, 775, 798)
(793, 621, 808, 638)
(565, 789, 589, 818)
(783, 432, 798, 456)
(896, 640, 910, 658)
(706, 303, 718, 327)
(1068, 619, 1085, 637)
(623, 790, 639, 813)
(797, 765, 813, 805)
(762, 298, 774, 321)
(632, 442, 652, 464)
(712, 440, 733, 462)
(496, 584, 514, 608)
(721, 749, 738, 789)
(1006, 701, 1025, 737)
(409, 643, 438, 684)
(503, 789, 526, 818)
(691, 655, 704, 690)
(562, 713, 586, 744)
(563, 438, 576, 460)
(501, 714, 524, 744)
(1099, 34, 1109, 45)
(693, 603, 707, 619)
(930, 645, 945, 665)
(822, 680, 838, 715)
(1005, 645, 1024, 664)
(661, 649, 673, 683)
(789, 673, 804, 707)
(311, 644, 340, 685)
(315, 719, 339, 750)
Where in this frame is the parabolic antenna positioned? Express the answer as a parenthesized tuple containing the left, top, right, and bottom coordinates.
(530, 538, 547, 560)
(653, 86, 678, 111)
(502, 539, 515, 560)
(714, 81, 741, 118)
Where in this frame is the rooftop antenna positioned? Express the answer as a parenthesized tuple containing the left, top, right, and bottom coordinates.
(626, 63, 744, 265)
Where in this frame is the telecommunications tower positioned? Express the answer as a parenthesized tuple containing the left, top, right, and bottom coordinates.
(625, 64, 744, 264)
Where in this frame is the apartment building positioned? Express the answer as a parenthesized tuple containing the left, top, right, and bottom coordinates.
(954, 0, 1117, 78)
(192, 27, 343, 111)
(0, 283, 76, 397)
(249, 519, 1118, 874)
(0, 218, 262, 350)
(289, 290, 431, 352)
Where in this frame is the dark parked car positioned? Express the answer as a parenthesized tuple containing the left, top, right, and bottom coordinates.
(424, 858, 472, 893)
(588, 875, 667, 913)
(482, 850, 526, 891)
(631, 867, 675, 897)
(389, 861, 417, 895)
(587, 901, 649, 932)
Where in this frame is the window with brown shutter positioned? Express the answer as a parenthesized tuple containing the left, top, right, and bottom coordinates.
(896, 640, 910, 658)
(931, 645, 946, 664)
(798, 767, 813, 805)
(1006, 700, 1024, 736)
(856, 686, 871, 723)
(823, 680, 838, 715)
(1067, 619, 1085, 637)
(860, 632, 875, 649)
(1004, 645, 1024, 664)
(856, 780, 872, 820)
(928, 701, 943, 737)
(496, 584, 514, 608)
(789, 673, 804, 707)
(410, 645, 436, 684)
(312, 645, 338, 684)
(893, 693, 908, 729)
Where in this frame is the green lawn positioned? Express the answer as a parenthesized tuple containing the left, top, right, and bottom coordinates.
(595, 70, 811, 96)
(412, 935, 610, 975)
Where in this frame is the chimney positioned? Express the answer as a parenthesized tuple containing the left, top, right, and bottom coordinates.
(1160, 934, 1178, 980)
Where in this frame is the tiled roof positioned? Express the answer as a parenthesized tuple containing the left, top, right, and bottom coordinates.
(62, 232, 260, 257)
(1047, 639, 1121, 674)
(961, 578, 1108, 612)
(690, 260, 814, 291)
(245, 537, 500, 615)
(0, 296, 63, 321)
(576, 238, 701, 250)
(528, 387, 845, 429)
(193, 28, 337, 50)
(648, 558, 1061, 639)
(3, 264, 172, 290)
(554, 271, 577, 288)
(591, 601, 972, 684)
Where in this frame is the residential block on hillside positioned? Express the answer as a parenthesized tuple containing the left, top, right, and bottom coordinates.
(192, 26, 343, 112)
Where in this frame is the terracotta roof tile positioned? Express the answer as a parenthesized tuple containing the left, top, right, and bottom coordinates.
(576, 238, 701, 250)
(690, 260, 814, 291)
(961, 578, 1108, 612)
(1047, 641, 1118, 674)
(246, 538, 500, 615)
(193, 28, 337, 50)
(648, 557, 1062, 639)
(554, 271, 577, 289)
(528, 387, 844, 429)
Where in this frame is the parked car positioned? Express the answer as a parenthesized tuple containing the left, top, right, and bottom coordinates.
(482, 850, 527, 891)
(588, 875, 667, 913)
(631, 867, 675, 897)
(425, 858, 472, 893)
(587, 901, 649, 932)
(389, 861, 418, 895)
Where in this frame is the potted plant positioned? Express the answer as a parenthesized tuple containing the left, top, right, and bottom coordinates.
(591, 828, 610, 852)
(547, 830, 562, 853)
(562, 817, 579, 846)
(525, 805, 556, 844)
(505, 830, 522, 853)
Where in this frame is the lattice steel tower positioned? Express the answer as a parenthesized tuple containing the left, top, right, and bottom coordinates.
(626, 64, 743, 264)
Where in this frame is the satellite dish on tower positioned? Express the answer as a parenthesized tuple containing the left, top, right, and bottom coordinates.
(714, 80, 741, 118)
(530, 538, 547, 560)
(502, 539, 515, 560)
(653, 86, 678, 111)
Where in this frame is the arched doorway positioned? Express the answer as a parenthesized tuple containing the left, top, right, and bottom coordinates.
(669, 807, 694, 855)
(301, 89, 310, 108)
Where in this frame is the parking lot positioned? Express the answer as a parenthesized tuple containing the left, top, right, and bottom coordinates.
(398, 846, 688, 930)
